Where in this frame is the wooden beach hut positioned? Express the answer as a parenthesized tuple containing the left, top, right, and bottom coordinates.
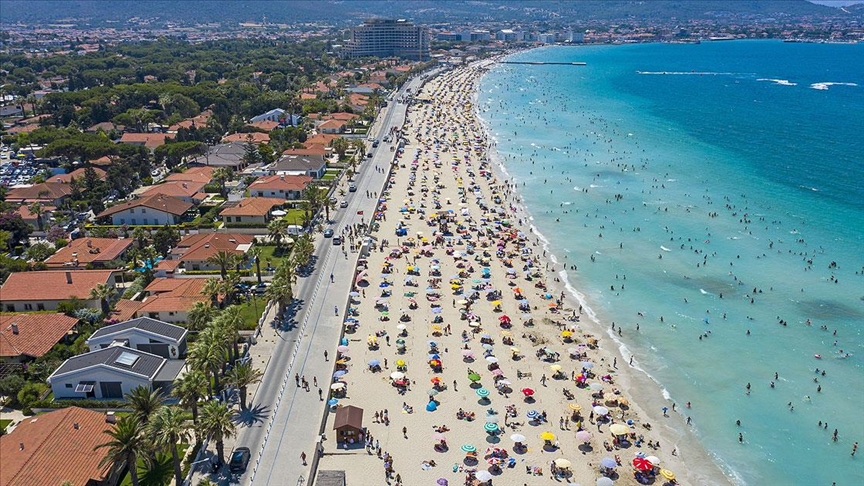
(333, 405, 364, 445)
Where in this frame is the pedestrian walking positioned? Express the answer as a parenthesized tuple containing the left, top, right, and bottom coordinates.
(300, 451, 307, 465)
(324, 350, 329, 361)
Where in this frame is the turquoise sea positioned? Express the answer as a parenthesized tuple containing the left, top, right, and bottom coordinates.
(478, 41, 864, 485)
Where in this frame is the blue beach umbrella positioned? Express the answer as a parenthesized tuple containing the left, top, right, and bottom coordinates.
(327, 399, 339, 406)
(476, 388, 490, 398)
(484, 422, 499, 433)
(333, 370, 347, 379)
(368, 359, 380, 367)
(600, 457, 618, 469)
(526, 410, 539, 419)
(460, 444, 476, 453)
(426, 401, 438, 412)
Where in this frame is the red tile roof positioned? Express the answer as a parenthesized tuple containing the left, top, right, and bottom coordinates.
(108, 298, 145, 322)
(305, 133, 340, 146)
(173, 233, 254, 263)
(248, 120, 279, 131)
(138, 278, 209, 314)
(221, 197, 284, 217)
(50, 167, 107, 184)
(0, 407, 115, 486)
(283, 144, 329, 157)
(145, 277, 208, 296)
(5, 182, 72, 203)
(0, 270, 116, 302)
(318, 119, 346, 131)
(139, 180, 208, 199)
(44, 238, 132, 269)
(165, 166, 214, 184)
(250, 174, 313, 193)
(118, 132, 175, 149)
(0, 313, 79, 359)
(222, 132, 270, 144)
(97, 194, 193, 218)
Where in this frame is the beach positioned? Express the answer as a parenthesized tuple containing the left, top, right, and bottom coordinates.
(316, 60, 732, 486)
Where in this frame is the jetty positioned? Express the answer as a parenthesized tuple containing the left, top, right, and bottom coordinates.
(500, 61, 587, 66)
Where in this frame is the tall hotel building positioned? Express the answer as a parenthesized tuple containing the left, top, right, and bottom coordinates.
(345, 19, 431, 61)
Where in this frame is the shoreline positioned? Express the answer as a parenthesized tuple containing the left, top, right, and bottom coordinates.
(474, 57, 735, 485)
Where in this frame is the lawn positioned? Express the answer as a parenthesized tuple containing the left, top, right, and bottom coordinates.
(233, 295, 266, 330)
(279, 208, 307, 226)
(119, 444, 190, 486)
(0, 419, 12, 433)
(255, 243, 293, 269)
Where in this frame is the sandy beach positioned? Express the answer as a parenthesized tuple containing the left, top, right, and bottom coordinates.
(316, 61, 725, 486)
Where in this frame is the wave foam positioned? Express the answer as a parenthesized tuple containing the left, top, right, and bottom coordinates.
(810, 82, 858, 90)
(757, 78, 797, 86)
(636, 71, 744, 76)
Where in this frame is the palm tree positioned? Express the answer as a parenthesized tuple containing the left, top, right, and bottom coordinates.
(267, 218, 288, 248)
(89, 283, 116, 316)
(188, 329, 228, 395)
(198, 401, 236, 466)
(201, 277, 222, 308)
(27, 202, 45, 232)
(266, 257, 296, 313)
(214, 306, 243, 362)
(206, 250, 239, 280)
(301, 185, 325, 226)
(248, 245, 263, 285)
(125, 385, 165, 425)
(132, 227, 149, 248)
(226, 362, 263, 410)
(322, 196, 335, 223)
(172, 369, 209, 427)
(147, 406, 191, 486)
(211, 167, 233, 198)
(221, 272, 242, 307)
(95, 416, 148, 486)
(292, 233, 315, 267)
(187, 301, 218, 332)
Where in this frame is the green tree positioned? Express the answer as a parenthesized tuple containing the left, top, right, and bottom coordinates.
(16, 382, 47, 409)
(27, 202, 46, 231)
(211, 167, 233, 198)
(248, 245, 263, 285)
(188, 329, 227, 395)
(172, 369, 209, 428)
(88, 282, 116, 316)
(200, 277, 223, 308)
(266, 256, 296, 313)
(152, 225, 180, 256)
(124, 385, 164, 425)
(292, 233, 315, 267)
(187, 301, 217, 332)
(241, 136, 262, 165)
(25, 242, 55, 262)
(147, 405, 191, 486)
(267, 218, 288, 248)
(197, 401, 236, 466)
(206, 250, 240, 280)
(226, 362, 263, 410)
(214, 306, 242, 363)
(132, 227, 149, 248)
(95, 416, 148, 486)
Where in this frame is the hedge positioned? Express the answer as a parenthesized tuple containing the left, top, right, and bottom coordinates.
(31, 398, 128, 409)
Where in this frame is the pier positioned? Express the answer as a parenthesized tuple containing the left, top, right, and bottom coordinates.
(500, 61, 587, 66)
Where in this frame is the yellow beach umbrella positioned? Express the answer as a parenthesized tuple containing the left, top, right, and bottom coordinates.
(567, 403, 582, 411)
(395, 359, 406, 367)
(539, 432, 556, 441)
(431, 324, 442, 331)
(660, 469, 676, 480)
(554, 458, 572, 469)
(492, 300, 502, 306)
(609, 424, 629, 436)
(510, 347, 520, 353)
(500, 331, 513, 337)
(561, 330, 573, 338)
(549, 364, 562, 372)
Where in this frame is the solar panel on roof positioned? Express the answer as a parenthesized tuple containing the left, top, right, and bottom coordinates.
(115, 351, 139, 366)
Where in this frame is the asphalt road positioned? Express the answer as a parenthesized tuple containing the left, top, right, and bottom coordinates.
(236, 72, 434, 486)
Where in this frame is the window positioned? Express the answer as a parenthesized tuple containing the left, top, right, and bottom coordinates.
(37, 303, 45, 310)
(5, 304, 14, 312)
(120, 218, 125, 224)
(65, 383, 73, 388)
(24, 303, 33, 310)
(141, 208, 147, 213)
(149, 312, 159, 318)
(169, 311, 175, 316)
(226, 217, 232, 223)
(131, 219, 136, 225)
(236, 217, 242, 222)
(143, 218, 148, 225)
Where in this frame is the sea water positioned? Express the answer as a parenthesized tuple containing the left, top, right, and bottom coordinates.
(478, 40, 864, 485)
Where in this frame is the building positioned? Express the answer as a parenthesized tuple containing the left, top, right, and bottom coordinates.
(118, 132, 174, 150)
(0, 313, 80, 363)
(249, 174, 313, 200)
(86, 317, 187, 359)
(44, 237, 133, 269)
(47, 345, 183, 399)
(169, 232, 254, 271)
(318, 119, 347, 134)
(96, 194, 194, 226)
(333, 405, 364, 445)
(270, 154, 328, 178)
(0, 407, 124, 486)
(345, 19, 430, 61)
(222, 132, 270, 144)
(138, 180, 208, 204)
(0, 270, 119, 313)
(50, 166, 107, 184)
(136, 278, 210, 323)
(250, 108, 285, 123)
(188, 142, 253, 170)
(4, 182, 72, 206)
(221, 197, 285, 226)
(165, 166, 215, 185)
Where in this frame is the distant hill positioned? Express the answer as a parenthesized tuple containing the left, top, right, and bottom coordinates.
(0, 0, 855, 27)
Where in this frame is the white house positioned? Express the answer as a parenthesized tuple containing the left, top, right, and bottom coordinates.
(47, 346, 184, 400)
(86, 317, 188, 359)
(250, 108, 285, 123)
(96, 194, 193, 226)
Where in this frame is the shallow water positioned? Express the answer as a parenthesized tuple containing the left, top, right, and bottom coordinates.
(478, 41, 864, 485)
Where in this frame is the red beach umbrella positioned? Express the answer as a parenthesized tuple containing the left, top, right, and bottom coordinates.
(632, 457, 653, 471)
(521, 387, 535, 397)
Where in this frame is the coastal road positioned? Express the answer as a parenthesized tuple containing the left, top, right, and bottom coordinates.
(238, 72, 434, 486)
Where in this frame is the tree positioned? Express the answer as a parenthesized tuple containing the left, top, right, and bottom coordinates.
(248, 245, 263, 285)
(187, 301, 217, 332)
(25, 242, 55, 262)
(0, 212, 31, 247)
(322, 196, 335, 223)
(16, 382, 47, 409)
(301, 185, 325, 227)
(95, 416, 148, 486)
(172, 369, 209, 427)
(132, 227, 149, 248)
(152, 225, 180, 256)
(124, 385, 164, 425)
(188, 329, 227, 395)
(214, 306, 242, 363)
(211, 167, 233, 198)
(27, 202, 46, 231)
(147, 406, 191, 486)
(292, 233, 315, 267)
(226, 362, 263, 410)
(267, 218, 288, 248)
(266, 256, 296, 312)
(200, 277, 223, 308)
(206, 250, 240, 280)
(89, 282, 116, 316)
(241, 136, 261, 165)
(198, 401, 236, 466)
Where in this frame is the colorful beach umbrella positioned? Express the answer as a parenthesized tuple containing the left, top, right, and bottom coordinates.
(610, 424, 629, 436)
(468, 372, 481, 382)
(484, 422, 498, 432)
(521, 387, 535, 397)
(632, 457, 653, 471)
(539, 431, 556, 441)
(575, 430, 592, 442)
(475, 387, 490, 397)
(600, 457, 618, 469)
(510, 433, 526, 443)
(460, 444, 476, 453)
(660, 469, 676, 480)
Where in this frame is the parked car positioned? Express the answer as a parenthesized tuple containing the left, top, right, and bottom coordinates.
(229, 447, 251, 473)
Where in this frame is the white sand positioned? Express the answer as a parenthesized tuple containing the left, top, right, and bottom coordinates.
(317, 62, 714, 486)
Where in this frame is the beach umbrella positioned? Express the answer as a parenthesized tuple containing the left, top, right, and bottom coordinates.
(327, 398, 338, 406)
(632, 457, 653, 471)
(476, 388, 490, 398)
(526, 410, 539, 419)
(485, 356, 499, 364)
(337, 345, 350, 353)
(610, 424, 629, 436)
(510, 433, 526, 443)
(330, 383, 346, 390)
(390, 371, 405, 380)
(332, 370, 347, 379)
(646, 455, 661, 467)
(429, 353, 441, 360)
(437, 478, 449, 486)
(427, 401, 438, 412)
(593, 406, 609, 416)
(484, 422, 498, 432)
(491, 369, 504, 377)
(431, 307, 443, 314)
(580, 361, 594, 369)
(659, 469, 676, 480)
(596, 478, 614, 486)
(396, 338, 406, 345)
(589, 382, 604, 391)
(349, 291, 360, 297)
(600, 457, 617, 469)
(431, 376, 441, 384)
(395, 359, 406, 367)
(568, 403, 582, 411)
(475, 471, 493, 481)
(539, 431, 556, 441)
(521, 387, 535, 397)
(575, 430, 592, 442)
(428, 388, 439, 397)
(554, 458, 572, 469)
(469, 321, 481, 328)
(510, 347, 520, 353)
(396, 323, 407, 331)
(461, 444, 476, 453)
(428, 340, 438, 347)
(482, 343, 494, 351)
(550, 364, 562, 372)
(368, 359, 380, 367)
(468, 372, 481, 382)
